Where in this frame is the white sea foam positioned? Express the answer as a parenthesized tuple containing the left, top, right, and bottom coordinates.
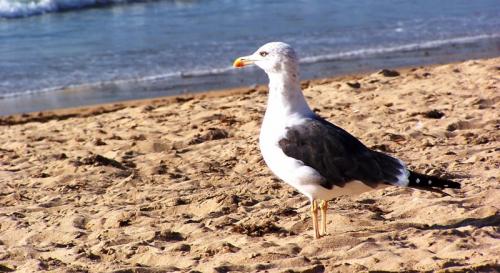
(0, 85, 64, 99)
(0, 0, 128, 18)
(179, 67, 234, 78)
(300, 33, 500, 64)
(0, 68, 235, 99)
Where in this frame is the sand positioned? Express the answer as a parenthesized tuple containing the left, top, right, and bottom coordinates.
(0, 58, 499, 273)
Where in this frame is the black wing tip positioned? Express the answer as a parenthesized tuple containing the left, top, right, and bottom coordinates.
(408, 171, 461, 189)
(445, 180, 461, 189)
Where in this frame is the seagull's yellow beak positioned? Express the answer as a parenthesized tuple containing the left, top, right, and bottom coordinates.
(233, 57, 254, 68)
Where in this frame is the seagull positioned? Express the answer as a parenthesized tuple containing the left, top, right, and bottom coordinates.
(233, 42, 460, 239)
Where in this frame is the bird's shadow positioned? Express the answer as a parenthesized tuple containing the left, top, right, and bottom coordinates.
(421, 213, 500, 231)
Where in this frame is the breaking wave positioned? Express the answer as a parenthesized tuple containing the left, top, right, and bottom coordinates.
(0, 0, 150, 19)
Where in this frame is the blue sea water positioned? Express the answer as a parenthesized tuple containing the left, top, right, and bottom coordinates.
(0, 0, 499, 115)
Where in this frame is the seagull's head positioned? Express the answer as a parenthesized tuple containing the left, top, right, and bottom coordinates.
(233, 42, 298, 75)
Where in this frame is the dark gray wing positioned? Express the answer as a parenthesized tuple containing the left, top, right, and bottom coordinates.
(278, 116, 404, 189)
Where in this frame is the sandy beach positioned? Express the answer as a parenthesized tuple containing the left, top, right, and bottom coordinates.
(0, 58, 499, 273)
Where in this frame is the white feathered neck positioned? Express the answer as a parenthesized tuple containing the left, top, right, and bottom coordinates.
(264, 69, 314, 124)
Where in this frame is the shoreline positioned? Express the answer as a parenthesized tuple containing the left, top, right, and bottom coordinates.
(1, 55, 497, 124)
(1, 35, 499, 116)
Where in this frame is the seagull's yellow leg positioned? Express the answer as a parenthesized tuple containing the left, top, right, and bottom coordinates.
(311, 200, 320, 239)
(319, 200, 328, 236)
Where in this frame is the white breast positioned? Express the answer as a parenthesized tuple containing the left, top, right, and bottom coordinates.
(259, 112, 327, 200)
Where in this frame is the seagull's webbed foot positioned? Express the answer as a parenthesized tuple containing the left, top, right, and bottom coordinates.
(311, 200, 320, 239)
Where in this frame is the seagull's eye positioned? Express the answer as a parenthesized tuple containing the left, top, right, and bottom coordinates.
(259, 51, 268, 57)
